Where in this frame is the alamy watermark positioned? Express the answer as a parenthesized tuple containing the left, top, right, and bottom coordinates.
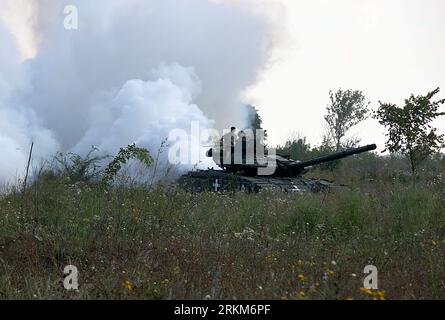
(64, 5, 79, 30)
(363, 265, 378, 290)
(63, 265, 79, 291)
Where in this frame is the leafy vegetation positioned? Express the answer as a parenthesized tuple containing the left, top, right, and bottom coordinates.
(103, 144, 153, 185)
(375, 87, 445, 174)
(48, 144, 153, 186)
(53, 147, 107, 183)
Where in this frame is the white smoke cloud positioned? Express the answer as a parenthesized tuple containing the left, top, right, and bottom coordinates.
(73, 63, 213, 160)
(0, 0, 283, 183)
(0, 22, 59, 183)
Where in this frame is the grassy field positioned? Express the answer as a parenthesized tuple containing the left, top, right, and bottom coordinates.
(0, 156, 444, 300)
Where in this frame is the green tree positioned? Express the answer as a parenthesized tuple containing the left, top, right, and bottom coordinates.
(375, 87, 445, 175)
(324, 89, 370, 150)
(277, 135, 312, 160)
(311, 136, 341, 172)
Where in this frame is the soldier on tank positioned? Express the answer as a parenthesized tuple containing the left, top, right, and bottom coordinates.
(219, 126, 237, 168)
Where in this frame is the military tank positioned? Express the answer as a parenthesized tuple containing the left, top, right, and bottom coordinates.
(178, 143, 377, 193)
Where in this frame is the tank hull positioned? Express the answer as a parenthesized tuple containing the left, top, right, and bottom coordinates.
(178, 170, 340, 194)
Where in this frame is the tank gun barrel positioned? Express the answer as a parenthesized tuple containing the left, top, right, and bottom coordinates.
(289, 144, 377, 171)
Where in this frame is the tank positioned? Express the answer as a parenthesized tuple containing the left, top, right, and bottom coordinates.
(178, 143, 377, 193)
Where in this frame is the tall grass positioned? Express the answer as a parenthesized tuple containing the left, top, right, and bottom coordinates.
(0, 159, 444, 299)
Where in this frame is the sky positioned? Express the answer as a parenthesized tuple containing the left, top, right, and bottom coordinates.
(245, 0, 445, 150)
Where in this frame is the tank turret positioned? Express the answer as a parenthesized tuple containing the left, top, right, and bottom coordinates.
(211, 144, 377, 177)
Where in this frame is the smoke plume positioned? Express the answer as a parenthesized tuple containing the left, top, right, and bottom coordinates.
(0, 0, 283, 183)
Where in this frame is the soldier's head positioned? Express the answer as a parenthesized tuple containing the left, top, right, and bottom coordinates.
(230, 126, 236, 132)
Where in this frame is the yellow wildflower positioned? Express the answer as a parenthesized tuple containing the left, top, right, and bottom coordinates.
(123, 280, 133, 291)
(377, 290, 385, 300)
(360, 287, 373, 295)
(297, 274, 305, 281)
(360, 288, 386, 300)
